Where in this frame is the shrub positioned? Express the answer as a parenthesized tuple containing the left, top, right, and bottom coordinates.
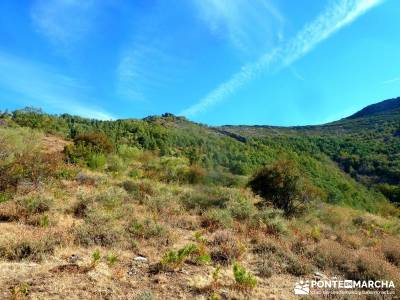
(232, 263, 257, 289)
(122, 180, 137, 193)
(186, 165, 206, 184)
(73, 132, 113, 154)
(204, 170, 245, 187)
(312, 240, 354, 273)
(227, 194, 256, 221)
(95, 187, 126, 210)
(286, 259, 312, 276)
(144, 156, 189, 183)
(92, 249, 101, 265)
(74, 212, 123, 247)
(75, 172, 95, 185)
(0, 127, 60, 192)
(11, 282, 30, 299)
(87, 153, 106, 170)
(256, 259, 273, 278)
(75, 223, 122, 247)
(161, 244, 197, 270)
(118, 144, 141, 161)
(16, 195, 53, 214)
(0, 234, 59, 262)
(248, 160, 311, 216)
(349, 252, 398, 284)
(122, 180, 156, 202)
(182, 186, 230, 211)
(71, 196, 92, 218)
(253, 238, 309, 275)
(27, 214, 51, 227)
(252, 209, 288, 235)
(127, 218, 168, 240)
(0, 192, 11, 203)
(107, 155, 126, 173)
(191, 242, 211, 265)
(65, 132, 113, 165)
(202, 209, 233, 229)
(106, 253, 118, 266)
(382, 238, 400, 266)
(210, 230, 245, 265)
(129, 169, 142, 178)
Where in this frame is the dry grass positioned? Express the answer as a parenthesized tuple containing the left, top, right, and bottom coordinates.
(0, 132, 399, 299)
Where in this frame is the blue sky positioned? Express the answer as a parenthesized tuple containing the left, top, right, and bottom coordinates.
(0, 0, 399, 125)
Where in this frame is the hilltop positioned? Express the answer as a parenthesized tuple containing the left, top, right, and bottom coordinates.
(347, 97, 400, 119)
(0, 98, 399, 299)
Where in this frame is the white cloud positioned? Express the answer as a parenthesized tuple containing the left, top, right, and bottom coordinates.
(0, 51, 113, 120)
(193, 0, 285, 55)
(182, 0, 383, 117)
(382, 77, 400, 84)
(31, 0, 97, 49)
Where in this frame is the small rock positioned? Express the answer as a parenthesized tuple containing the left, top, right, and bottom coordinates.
(67, 254, 81, 263)
(314, 271, 327, 280)
(134, 256, 148, 262)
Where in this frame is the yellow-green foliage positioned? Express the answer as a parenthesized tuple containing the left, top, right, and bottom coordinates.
(232, 263, 257, 289)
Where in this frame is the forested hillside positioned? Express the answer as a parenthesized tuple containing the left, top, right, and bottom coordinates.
(219, 97, 400, 205)
(2, 97, 400, 209)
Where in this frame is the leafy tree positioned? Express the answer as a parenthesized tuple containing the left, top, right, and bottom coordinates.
(248, 160, 309, 216)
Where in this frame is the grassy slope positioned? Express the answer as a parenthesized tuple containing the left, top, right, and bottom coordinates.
(0, 126, 399, 299)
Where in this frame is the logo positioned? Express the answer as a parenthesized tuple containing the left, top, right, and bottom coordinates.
(294, 280, 310, 295)
(293, 277, 396, 296)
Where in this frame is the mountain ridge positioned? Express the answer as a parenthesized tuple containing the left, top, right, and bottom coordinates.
(347, 96, 400, 119)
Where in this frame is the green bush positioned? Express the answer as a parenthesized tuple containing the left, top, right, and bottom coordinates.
(251, 209, 288, 235)
(107, 154, 126, 173)
(182, 186, 230, 211)
(127, 218, 168, 240)
(106, 252, 118, 266)
(232, 263, 257, 289)
(122, 180, 137, 193)
(87, 153, 106, 170)
(161, 244, 197, 269)
(202, 209, 233, 229)
(186, 165, 206, 184)
(118, 144, 141, 161)
(16, 195, 53, 214)
(73, 132, 113, 154)
(228, 194, 256, 221)
(248, 160, 312, 216)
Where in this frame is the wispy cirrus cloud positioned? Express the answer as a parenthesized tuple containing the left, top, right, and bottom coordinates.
(117, 37, 188, 103)
(182, 0, 383, 117)
(0, 51, 113, 120)
(193, 0, 285, 55)
(382, 76, 400, 84)
(30, 0, 98, 50)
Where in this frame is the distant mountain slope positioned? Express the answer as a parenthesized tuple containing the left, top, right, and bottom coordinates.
(1, 96, 400, 205)
(215, 97, 400, 203)
(347, 96, 400, 119)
